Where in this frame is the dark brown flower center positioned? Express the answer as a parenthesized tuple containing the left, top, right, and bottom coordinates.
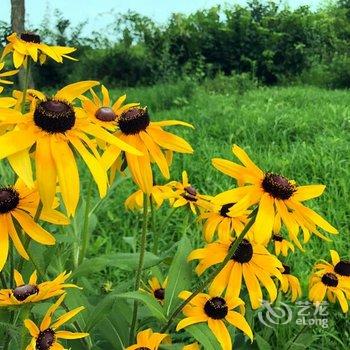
(135, 348, 151, 350)
(334, 261, 350, 277)
(182, 186, 197, 202)
(0, 187, 20, 213)
(20, 32, 41, 44)
(118, 107, 150, 135)
(262, 173, 296, 200)
(153, 288, 165, 301)
(272, 234, 283, 242)
(230, 239, 253, 263)
(36, 329, 55, 350)
(282, 264, 291, 275)
(95, 107, 117, 122)
(219, 202, 235, 217)
(204, 297, 228, 319)
(34, 99, 76, 133)
(13, 284, 39, 301)
(321, 272, 338, 287)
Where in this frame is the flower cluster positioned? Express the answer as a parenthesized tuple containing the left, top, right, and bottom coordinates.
(0, 29, 347, 350)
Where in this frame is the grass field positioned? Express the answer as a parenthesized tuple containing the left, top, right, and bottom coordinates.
(82, 81, 350, 349)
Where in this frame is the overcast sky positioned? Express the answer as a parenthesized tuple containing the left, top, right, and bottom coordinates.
(0, 0, 326, 35)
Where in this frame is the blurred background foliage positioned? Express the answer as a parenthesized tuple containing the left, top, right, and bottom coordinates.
(1, 0, 349, 89)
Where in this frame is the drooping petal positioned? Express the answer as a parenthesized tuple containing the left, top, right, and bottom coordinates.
(36, 136, 57, 209)
(50, 138, 79, 216)
(12, 210, 55, 245)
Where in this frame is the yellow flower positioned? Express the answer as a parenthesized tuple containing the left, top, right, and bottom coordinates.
(280, 264, 302, 302)
(314, 250, 350, 281)
(102, 107, 193, 193)
(1, 32, 77, 68)
(24, 294, 88, 350)
(176, 290, 253, 350)
(309, 268, 350, 313)
(125, 185, 174, 210)
(0, 61, 18, 93)
(144, 276, 168, 303)
(167, 171, 213, 214)
(82, 85, 139, 130)
(0, 81, 141, 216)
(126, 328, 168, 350)
(0, 270, 76, 306)
(0, 179, 68, 271)
(271, 234, 294, 256)
(213, 145, 337, 247)
(200, 199, 249, 242)
(188, 237, 283, 309)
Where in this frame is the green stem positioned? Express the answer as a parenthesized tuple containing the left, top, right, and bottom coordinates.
(160, 208, 258, 333)
(0, 271, 6, 288)
(150, 197, 159, 254)
(78, 178, 94, 266)
(9, 245, 14, 289)
(21, 59, 31, 114)
(129, 193, 149, 344)
(20, 306, 31, 350)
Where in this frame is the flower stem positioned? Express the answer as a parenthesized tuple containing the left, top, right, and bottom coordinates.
(160, 207, 258, 333)
(129, 193, 149, 344)
(21, 58, 31, 114)
(150, 197, 159, 254)
(20, 305, 31, 350)
(78, 178, 94, 266)
(0, 271, 6, 288)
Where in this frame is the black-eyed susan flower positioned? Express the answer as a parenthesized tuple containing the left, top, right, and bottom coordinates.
(144, 276, 168, 303)
(280, 264, 302, 302)
(200, 199, 249, 242)
(167, 171, 213, 214)
(126, 328, 168, 350)
(176, 290, 253, 350)
(188, 237, 283, 309)
(1, 32, 77, 68)
(0, 179, 68, 271)
(0, 270, 76, 306)
(309, 268, 350, 312)
(125, 185, 174, 210)
(272, 234, 294, 256)
(102, 107, 193, 194)
(314, 250, 350, 282)
(213, 145, 338, 246)
(24, 294, 88, 350)
(82, 85, 139, 130)
(0, 81, 141, 216)
(0, 62, 18, 93)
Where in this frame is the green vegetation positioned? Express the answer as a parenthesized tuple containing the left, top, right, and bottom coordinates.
(71, 80, 349, 349)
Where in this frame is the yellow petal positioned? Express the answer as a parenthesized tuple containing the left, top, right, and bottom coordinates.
(12, 210, 55, 245)
(51, 138, 80, 216)
(55, 81, 99, 102)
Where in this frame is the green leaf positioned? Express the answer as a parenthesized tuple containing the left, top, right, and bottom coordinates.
(117, 291, 166, 321)
(85, 294, 116, 332)
(185, 323, 221, 350)
(70, 252, 162, 279)
(164, 235, 193, 316)
(255, 334, 273, 350)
